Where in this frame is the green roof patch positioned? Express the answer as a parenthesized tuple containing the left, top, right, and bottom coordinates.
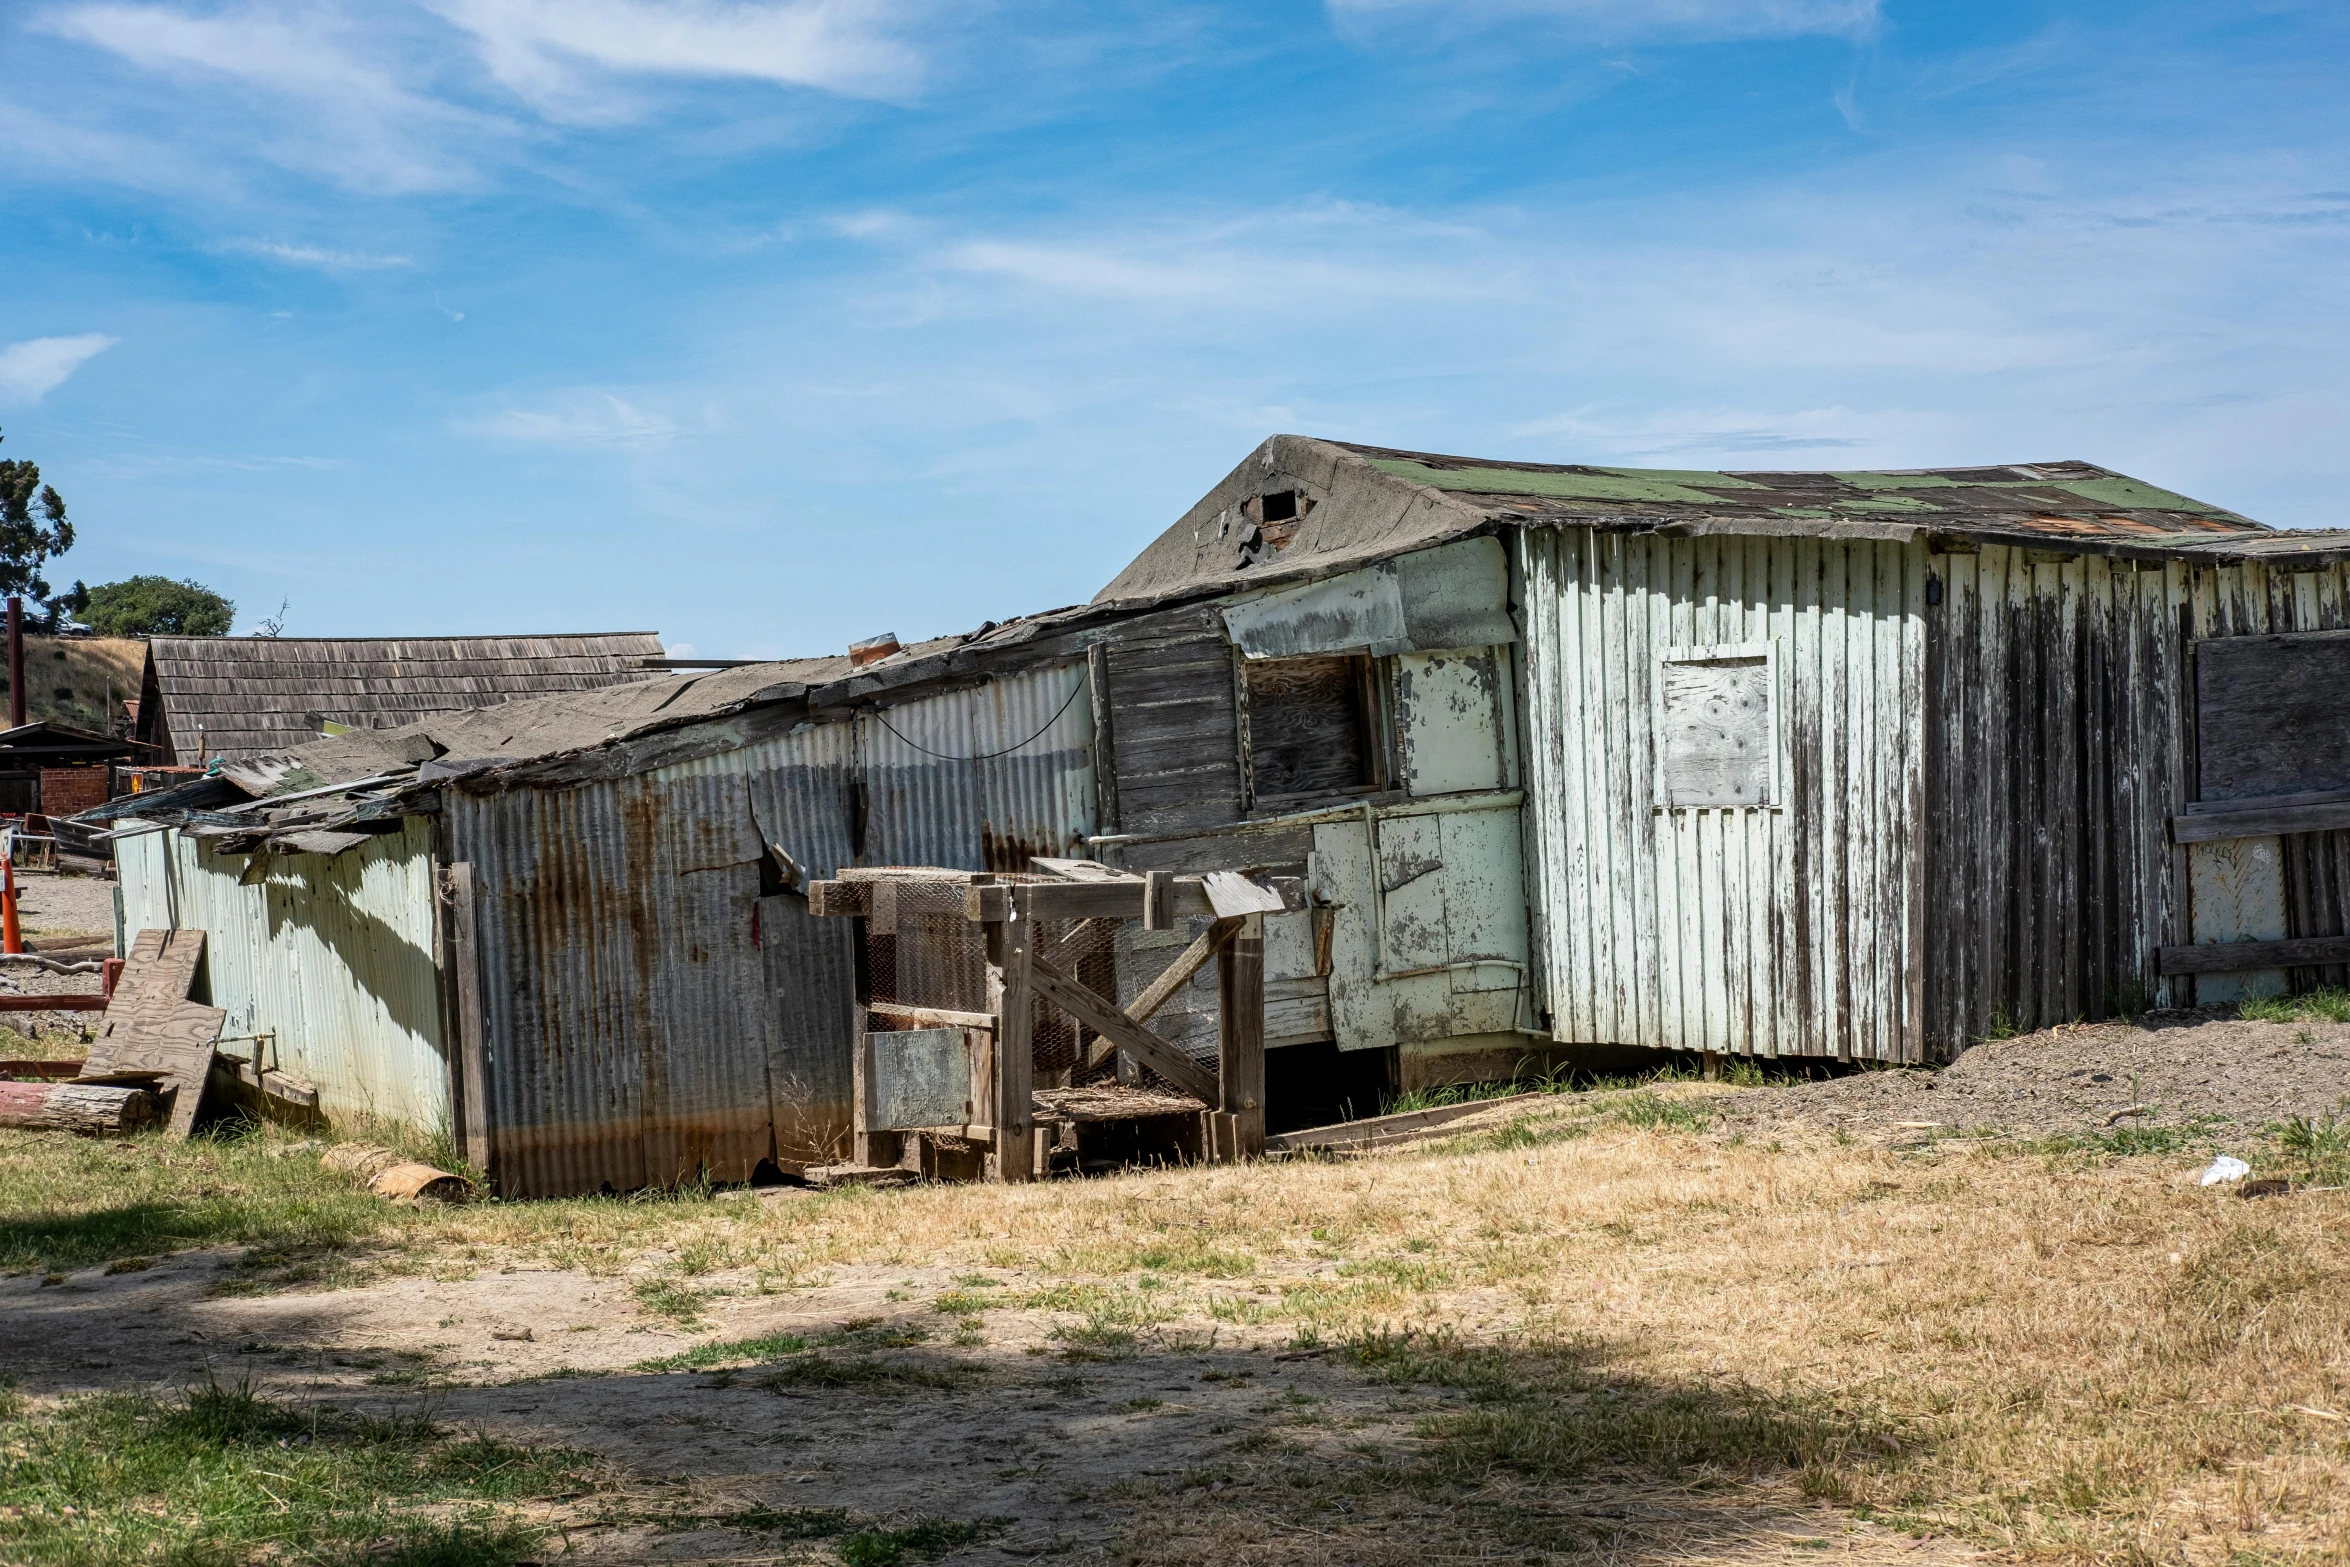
(1370, 459, 1761, 507)
(2050, 477, 2234, 517)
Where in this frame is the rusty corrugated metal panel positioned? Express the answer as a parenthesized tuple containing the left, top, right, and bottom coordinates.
(452, 719, 864, 1198)
(1517, 529, 1927, 1062)
(113, 820, 449, 1126)
(856, 662, 1096, 871)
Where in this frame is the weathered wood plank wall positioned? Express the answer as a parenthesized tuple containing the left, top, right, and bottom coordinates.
(1516, 528, 1927, 1061)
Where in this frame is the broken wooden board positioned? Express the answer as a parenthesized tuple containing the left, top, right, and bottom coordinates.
(1265, 1093, 1547, 1155)
(78, 929, 224, 1137)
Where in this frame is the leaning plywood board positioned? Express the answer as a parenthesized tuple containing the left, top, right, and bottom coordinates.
(78, 929, 224, 1137)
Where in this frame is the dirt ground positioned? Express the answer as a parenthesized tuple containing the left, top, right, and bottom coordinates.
(2, 1202, 1980, 1567)
(0, 868, 116, 1024)
(6, 1014, 2349, 1563)
(10, 866, 116, 942)
(1721, 1014, 2350, 1142)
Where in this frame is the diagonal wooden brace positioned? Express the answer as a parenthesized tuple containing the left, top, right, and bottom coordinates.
(1028, 954, 1219, 1105)
(1084, 917, 1242, 1072)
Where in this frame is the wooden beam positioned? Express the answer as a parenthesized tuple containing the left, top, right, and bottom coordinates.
(1144, 869, 1174, 930)
(866, 1001, 996, 1032)
(2159, 935, 2350, 975)
(1202, 870, 1285, 918)
(1027, 954, 1219, 1105)
(0, 994, 107, 1011)
(1127, 918, 1240, 1027)
(444, 863, 492, 1176)
(2172, 800, 2350, 844)
(1217, 913, 1266, 1159)
(1266, 1093, 1545, 1154)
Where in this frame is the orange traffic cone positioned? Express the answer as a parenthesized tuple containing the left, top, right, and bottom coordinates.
(2, 834, 21, 955)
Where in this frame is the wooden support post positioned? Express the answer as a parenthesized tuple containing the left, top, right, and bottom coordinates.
(989, 888, 1037, 1182)
(442, 864, 493, 1178)
(1216, 911, 1265, 1159)
(1143, 869, 1174, 931)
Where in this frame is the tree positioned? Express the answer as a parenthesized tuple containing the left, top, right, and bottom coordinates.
(81, 576, 236, 638)
(0, 428, 73, 615)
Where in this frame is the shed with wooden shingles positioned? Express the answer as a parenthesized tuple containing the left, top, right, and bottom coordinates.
(135, 632, 669, 764)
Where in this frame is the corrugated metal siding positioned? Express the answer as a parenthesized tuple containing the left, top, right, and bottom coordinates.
(454, 664, 1093, 1198)
(1518, 529, 1927, 1061)
(857, 663, 1096, 870)
(453, 721, 862, 1198)
(114, 820, 449, 1126)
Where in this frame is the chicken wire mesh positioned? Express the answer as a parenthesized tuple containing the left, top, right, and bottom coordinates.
(857, 874, 1147, 1083)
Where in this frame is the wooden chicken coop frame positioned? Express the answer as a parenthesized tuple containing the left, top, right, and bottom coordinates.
(808, 860, 1292, 1181)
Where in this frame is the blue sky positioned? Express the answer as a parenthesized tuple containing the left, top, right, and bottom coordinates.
(1, 1, 2344, 655)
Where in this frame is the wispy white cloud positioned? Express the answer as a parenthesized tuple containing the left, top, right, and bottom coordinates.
(457, 390, 680, 445)
(219, 238, 415, 270)
(36, 2, 496, 192)
(0, 334, 118, 402)
(1327, 0, 1879, 45)
(429, 0, 924, 118)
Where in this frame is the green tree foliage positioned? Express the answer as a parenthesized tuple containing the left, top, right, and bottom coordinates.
(81, 576, 236, 638)
(0, 428, 73, 611)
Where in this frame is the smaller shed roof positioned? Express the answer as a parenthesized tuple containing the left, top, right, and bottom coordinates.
(0, 721, 144, 765)
(144, 631, 670, 763)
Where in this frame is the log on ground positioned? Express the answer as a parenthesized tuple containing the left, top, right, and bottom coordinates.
(0, 1078, 157, 1134)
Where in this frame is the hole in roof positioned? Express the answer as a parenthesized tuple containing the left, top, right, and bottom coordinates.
(1260, 490, 1299, 523)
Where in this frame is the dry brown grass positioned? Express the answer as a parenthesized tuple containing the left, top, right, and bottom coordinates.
(7, 1083, 2348, 1563)
(355, 1089, 2350, 1563)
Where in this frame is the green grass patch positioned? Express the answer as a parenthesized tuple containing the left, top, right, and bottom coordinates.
(837, 1516, 1002, 1567)
(2270, 1113, 2350, 1186)
(632, 1331, 809, 1372)
(0, 1376, 597, 1567)
(0, 1125, 398, 1279)
(2238, 988, 2350, 1024)
(631, 1277, 714, 1326)
(1602, 1092, 1715, 1134)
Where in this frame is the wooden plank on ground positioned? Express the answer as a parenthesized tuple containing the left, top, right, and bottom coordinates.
(1265, 1093, 1547, 1154)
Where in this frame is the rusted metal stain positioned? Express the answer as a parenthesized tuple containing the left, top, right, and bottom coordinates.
(452, 724, 860, 1198)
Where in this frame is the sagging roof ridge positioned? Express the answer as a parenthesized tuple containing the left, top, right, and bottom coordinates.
(1091, 435, 2350, 612)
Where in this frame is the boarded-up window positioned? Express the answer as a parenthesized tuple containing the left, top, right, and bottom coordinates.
(2198, 631, 2350, 802)
(1659, 648, 1774, 808)
(1246, 654, 1382, 803)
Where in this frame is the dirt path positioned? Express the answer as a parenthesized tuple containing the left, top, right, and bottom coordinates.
(0, 1216, 1978, 1566)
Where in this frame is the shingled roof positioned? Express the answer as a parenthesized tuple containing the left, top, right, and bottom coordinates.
(138, 632, 668, 764)
(1097, 435, 2341, 608)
